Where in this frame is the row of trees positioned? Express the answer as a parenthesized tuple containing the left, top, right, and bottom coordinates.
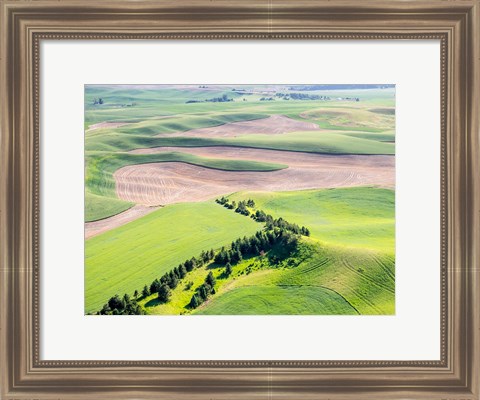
(206, 94, 233, 103)
(275, 92, 330, 101)
(145, 249, 217, 303)
(215, 197, 255, 216)
(214, 228, 299, 266)
(96, 247, 217, 314)
(189, 272, 216, 309)
(263, 215, 310, 237)
(185, 94, 233, 104)
(216, 197, 310, 236)
(216, 196, 255, 207)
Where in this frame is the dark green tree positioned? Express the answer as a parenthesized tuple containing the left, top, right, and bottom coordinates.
(157, 284, 171, 303)
(198, 284, 209, 300)
(190, 294, 200, 308)
(108, 295, 124, 311)
(123, 293, 130, 303)
(225, 263, 233, 276)
(206, 271, 216, 287)
(178, 264, 187, 278)
(168, 275, 178, 289)
(150, 279, 160, 294)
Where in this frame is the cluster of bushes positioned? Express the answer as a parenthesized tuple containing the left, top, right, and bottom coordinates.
(289, 93, 328, 100)
(214, 228, 299, 266)
(259, 97, 274, 101)
(216, 196, 235, 209)
(92, 97, 104, 105)
(189, 272, 216, 309)
(206, 94, 233, 103)
(251, 210, 309, 236)
(186, 94, 233, 104)
(97, 293, 144, 315)
(275, 92, 330, 101)
(264, 215, 310, 237)
(216, 197, 255, 216)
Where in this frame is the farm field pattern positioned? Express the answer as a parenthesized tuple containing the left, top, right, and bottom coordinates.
(85, 84, 395, 315)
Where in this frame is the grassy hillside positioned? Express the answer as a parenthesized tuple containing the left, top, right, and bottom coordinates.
(142, 237, 394, 316)
(85, 191, 134, 223)
(194, 285, 358, 315)
(299, 106, 395, 132)
(139, 187, 395, 316)
(85, 201, 260, 313)
(85, 130, 394, 155)
(229, 187, 395, 251)
(87, 112, 267, 137)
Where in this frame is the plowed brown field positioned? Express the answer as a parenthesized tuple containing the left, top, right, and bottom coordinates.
(87, 121, 130, 132)
(115, 147, 394, 206)
(85, 204, 159, 239)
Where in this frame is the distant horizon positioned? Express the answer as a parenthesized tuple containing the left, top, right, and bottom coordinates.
(86, 83, 395, 90)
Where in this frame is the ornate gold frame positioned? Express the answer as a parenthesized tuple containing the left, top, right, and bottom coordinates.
(1, 1, 479, 398)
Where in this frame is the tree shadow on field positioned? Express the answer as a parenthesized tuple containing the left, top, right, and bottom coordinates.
(205, 262, 223, 270)
(145, 297, 162, 308)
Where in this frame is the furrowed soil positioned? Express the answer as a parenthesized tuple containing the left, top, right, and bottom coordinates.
(115, 147, 394, 206)
(85, 204, 159, 239)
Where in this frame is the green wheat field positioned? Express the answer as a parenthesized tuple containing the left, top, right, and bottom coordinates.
(84, 84, 395, 315)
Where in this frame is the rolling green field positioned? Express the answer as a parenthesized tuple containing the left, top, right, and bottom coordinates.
(85, 84, 395, 316)
(85, 202, 260, 313)
(229, 187, 395, 251)
(194, 286, 359, 315)
(86, 129, 394, 155)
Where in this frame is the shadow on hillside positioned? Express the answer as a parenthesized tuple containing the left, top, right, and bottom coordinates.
(145, 297, 162, 308)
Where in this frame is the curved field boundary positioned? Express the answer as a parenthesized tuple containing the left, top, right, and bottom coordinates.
(85, 204, 160, 239)
(85, 151, 287, 220)
(86, 130, 395, 155)
(165, 114, 320, 138)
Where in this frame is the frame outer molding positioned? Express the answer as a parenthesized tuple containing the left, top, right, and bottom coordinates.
(0, 1, 479, 399)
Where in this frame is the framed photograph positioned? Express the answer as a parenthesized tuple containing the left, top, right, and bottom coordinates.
(1, 1, 479, 399)
(84, 82, 396, 318)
